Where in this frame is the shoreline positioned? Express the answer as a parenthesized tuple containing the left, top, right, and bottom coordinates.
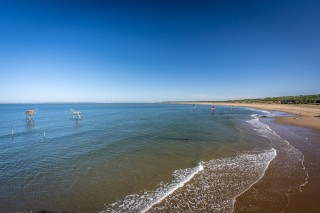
(179, 102, 320, 212)
(181, 102, 320, 131)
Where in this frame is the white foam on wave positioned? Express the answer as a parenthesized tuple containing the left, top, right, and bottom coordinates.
(250, 114, 257, 118)
(140, 164, 203, 213)
(247, 116, 282, 141)
(298, 153, 309, 192)
(100, 163, 203, 213)
(247, 107, 270, 114)
(260, 110, 271, 114)
(148, 149, 277, 212)
(231, 148, 276, 211)
(246, 115, 309, 211)
(101, 149, 277, 213)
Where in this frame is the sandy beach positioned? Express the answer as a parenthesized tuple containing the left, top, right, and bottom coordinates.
(182, 102, 320, 213)
(190, 102, 320, 131)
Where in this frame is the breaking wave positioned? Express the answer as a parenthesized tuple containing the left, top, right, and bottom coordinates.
(101, 149, 276, 212)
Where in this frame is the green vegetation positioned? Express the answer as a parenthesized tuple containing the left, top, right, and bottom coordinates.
(225, 94, 320, 104)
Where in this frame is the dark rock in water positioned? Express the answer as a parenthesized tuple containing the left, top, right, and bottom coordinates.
(165, 137, 189, 141)
(261, 115, 268, 118)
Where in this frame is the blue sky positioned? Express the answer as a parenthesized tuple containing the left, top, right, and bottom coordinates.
(0, 0, 319, 103)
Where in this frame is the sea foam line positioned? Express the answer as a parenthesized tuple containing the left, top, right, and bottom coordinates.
(147, 148, 278, 212)
(140, 163, 203, 213)
(101, 163, 204, 213)
(231, 148, 277, 212)
(102, 148, 278, 213)
(260, 110, 271, 114)
(247, 114, 309, 212)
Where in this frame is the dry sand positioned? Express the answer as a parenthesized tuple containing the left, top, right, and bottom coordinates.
(189, 102, 320, 131)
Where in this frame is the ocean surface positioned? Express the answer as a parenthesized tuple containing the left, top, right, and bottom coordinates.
(0, 104, 317, 212)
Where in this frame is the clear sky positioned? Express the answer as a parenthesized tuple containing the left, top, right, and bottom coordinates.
(0, 0, 319, 103)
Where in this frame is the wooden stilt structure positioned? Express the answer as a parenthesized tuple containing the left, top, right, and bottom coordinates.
(24, 109, 37, 122)
(70, 109, 81, 120)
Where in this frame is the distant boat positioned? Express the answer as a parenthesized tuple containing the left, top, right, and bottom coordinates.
(211, 106, 215, 110)
(193, 104, 196, 110)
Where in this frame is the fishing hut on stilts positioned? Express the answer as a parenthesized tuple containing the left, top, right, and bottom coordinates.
(24, 109, 37, 122)
(70, 109, 81, 120)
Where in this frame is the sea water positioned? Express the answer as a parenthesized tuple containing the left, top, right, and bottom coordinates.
(0, 104, 310, 212)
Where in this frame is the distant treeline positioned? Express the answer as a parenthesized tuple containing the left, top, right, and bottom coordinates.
(225, 94, 320, 104)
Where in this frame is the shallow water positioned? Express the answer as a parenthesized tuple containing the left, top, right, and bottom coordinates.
(0, 104, 310, 212)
